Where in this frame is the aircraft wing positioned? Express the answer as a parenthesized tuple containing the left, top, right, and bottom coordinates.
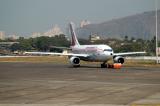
(24, 52, 89, 57)
(114, 52, 146, 56)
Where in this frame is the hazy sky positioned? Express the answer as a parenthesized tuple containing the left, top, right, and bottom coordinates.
(0, 0, 159, 36)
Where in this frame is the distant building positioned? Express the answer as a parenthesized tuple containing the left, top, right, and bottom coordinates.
(31, 32, 42, 38)
(8, 34, 19, 40)
(31, 25, 64, 38)
(0, 42, 19, 50)
(80, 20, 90, 28)
(44, 25, 63, 37)
(90, 34, 101, 42)
(0, 31, 5, 40)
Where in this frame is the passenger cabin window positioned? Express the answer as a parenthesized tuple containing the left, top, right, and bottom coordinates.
(104, 49, 113, 52)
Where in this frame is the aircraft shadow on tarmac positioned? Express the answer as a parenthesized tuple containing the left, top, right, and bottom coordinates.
(68, 65, 117, 69)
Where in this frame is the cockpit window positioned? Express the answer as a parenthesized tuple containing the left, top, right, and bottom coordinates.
(104, 49, 113, 52)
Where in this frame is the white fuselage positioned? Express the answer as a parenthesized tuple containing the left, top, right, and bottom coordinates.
(71, 44, 114, 62)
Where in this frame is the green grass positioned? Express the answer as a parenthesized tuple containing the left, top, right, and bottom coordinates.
(123, 59, 160, 67)
(0, 56, 159, 67)
(0, 56, 68, 63)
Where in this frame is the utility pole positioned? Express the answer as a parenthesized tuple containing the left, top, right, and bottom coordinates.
(155, 0, 159, 64)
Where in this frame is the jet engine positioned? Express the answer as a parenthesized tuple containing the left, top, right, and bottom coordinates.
(113, 56, 124, 64)
(69, 57, 80, 67)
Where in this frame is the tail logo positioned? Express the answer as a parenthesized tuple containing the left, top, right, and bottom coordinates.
(69, 22, 80, 46)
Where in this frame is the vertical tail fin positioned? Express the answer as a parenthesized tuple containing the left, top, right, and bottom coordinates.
(69, 22, 80, 46)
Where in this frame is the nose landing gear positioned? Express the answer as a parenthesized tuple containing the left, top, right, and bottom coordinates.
(101, 62, 108, 68)
(101, 62, 122, 69)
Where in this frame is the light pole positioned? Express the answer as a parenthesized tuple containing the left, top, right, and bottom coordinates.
(155, 0, 159, 63)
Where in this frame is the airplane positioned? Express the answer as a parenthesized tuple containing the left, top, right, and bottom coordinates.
(25, 22, 146, 68)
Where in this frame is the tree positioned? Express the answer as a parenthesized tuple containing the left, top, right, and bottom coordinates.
(10, 43, 21, 52)
(31, 35, 70, 51)
(17, 37, 32, 51)
(124, 35, 128, 42)
(20, 40, 32, 51)
(34, 36, 50, 51)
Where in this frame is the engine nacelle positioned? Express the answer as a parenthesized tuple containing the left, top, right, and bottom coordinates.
(113, 56, 124, 64)
(69, 57, 80, 67)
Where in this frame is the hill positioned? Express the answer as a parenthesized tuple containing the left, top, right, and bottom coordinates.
(77, 10, 160, 40)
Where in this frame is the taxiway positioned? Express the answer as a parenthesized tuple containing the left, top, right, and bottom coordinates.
(0, 62, 160, 106)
